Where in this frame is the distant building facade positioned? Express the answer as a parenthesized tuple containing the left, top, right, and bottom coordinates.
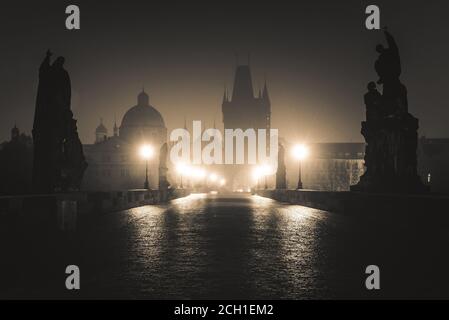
(418, 137, 449, 194)
(287, 138, 448, 193)
(0, 126, 33, 195)
(300, 143, 366, 191)
(82, 90, 167, 191)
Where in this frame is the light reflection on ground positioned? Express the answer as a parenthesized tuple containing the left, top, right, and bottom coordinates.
(74, 193, 353, 299)
(2, 192, 448, 299)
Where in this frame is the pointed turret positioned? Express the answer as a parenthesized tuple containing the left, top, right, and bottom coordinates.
(222, 86, 228, 103)
(11, 124, 19, 141)
(262, 80, 270, 104)
(231, 65, 254, 101)
(138, 88, 149, 106)
(113, 116, 119, 137)
(95, 118, 108, 143)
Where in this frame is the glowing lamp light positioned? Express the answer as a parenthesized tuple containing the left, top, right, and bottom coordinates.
(261, 164, 272, 175)
(219, 178, 226, 186)
(253, 166, 266, 181)
(292, 144, 309, 161)
(192, 168, 206, 179)
(198, 169, 206, 179)
(140, 144, 154, 160)
(176, 163, 188, 174)
(209, 173, 218, 182)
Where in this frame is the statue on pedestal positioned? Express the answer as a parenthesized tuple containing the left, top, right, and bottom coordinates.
(276, 143, 287, 190)
(32, 50, 87, 193)
(158, 143, 170, 190)
(351, 30, 427, 193)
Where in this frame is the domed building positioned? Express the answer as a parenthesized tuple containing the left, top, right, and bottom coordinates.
(119, 90, 167, 146)
(95, 119, 108, 143)
(82, 90, 168, 191)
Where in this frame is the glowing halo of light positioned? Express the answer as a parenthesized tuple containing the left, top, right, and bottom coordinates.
(252, 166, 264, 181)
(176, 163, 188, 174)
(292, 144, 309, 161)
(191, 167, 206, 179)
(139, 144, 154, 160)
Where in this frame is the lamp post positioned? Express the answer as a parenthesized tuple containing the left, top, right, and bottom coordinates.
(208, 173, 217, 190)
(176, 163, 188, 189)
(253, 166, 262, 190)
(140, 145, 154, 190)
(262, 164, 271, 190)
(297, 160, 303, 190)
(292, 144, 309, 190)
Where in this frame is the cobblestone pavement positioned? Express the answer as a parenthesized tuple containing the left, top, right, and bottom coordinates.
(2, 193, 449, 299)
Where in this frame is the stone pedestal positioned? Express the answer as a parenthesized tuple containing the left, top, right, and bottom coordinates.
(352, 113, 427, 193)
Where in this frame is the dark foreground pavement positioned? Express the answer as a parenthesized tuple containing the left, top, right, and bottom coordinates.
(1, 193, 448, 299)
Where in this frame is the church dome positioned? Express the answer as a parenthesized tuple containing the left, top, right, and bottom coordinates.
(96, 120, 107, 134)
(120, 90, 165, 129)
(121, 105, 165, 128)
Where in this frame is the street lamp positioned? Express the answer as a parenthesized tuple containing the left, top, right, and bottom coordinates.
(292, 144, 309, 190)
(253, 166, 263, 190)
(139, 144, 154, 189)
(176, 163, 188, 188)
(261, 164, 272, 190)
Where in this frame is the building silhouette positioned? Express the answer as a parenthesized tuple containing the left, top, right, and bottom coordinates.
(298, 142, 366, 191)
(222, 65, 270, 131)
(95, 119, 108, 144)
(82, 90, 167, 191)
(0, 125, 33, 195)
(418, 137, 449, 194)
(221, 64, 271, 189)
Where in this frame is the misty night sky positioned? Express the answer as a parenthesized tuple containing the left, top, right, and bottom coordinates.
(1, 0, 449, 144)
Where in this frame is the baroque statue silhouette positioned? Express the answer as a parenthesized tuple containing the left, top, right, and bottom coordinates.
(159, 142, 170, 191)
(276, 143, 287, 190)
(32, 50, 87, 193)
(351, 30, 427, 193)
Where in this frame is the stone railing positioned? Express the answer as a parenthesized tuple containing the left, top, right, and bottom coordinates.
(80, 188, 190, 214)
(0, 188, 191, 231)
(256, 189, 449, 219)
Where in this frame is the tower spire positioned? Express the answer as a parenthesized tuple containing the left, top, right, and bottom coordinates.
(262, 76, 270, 103)
(138, 88, 149, 106)
(222, 85, 228, 103)
(11, 123, 19, 141)
(113, 115, 118, 137)
(231, 64, 254, 101)
(95, 118, 108, 143)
